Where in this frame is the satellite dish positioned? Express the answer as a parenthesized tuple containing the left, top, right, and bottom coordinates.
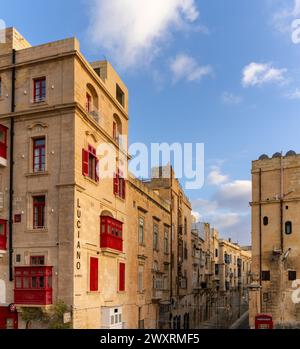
(259, 154, 269, 160)
(286, 150, 297, 157)
(272, 152, 282, 159)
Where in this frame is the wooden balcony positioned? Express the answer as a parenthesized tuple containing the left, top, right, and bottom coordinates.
(100, 216, 123, 253)
(100, 233, 123, 252)
(14, 266, 53, 306)
(0, 219, 7, 256)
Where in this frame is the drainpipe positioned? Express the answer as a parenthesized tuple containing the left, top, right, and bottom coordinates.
(9, 49, 16, 282)
(258, 168, 262, 309)
(169, 165, 173, 328)
(280, 155, 284, 253)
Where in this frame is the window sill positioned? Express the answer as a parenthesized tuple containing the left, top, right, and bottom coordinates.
(115, 194, 125, 202)
(30, 100, 48, 107)
(25, 228, 48, 234)
(87, 291, 101, 295)
(25, 171, 49, 177)
(84, 176, 99, 186)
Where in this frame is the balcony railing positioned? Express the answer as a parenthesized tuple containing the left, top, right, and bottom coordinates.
(14, 289, 53, 305)
(14, 266, 53, 305)
(0, 143, 7, 165)
(88, 109, 100, 123)
(100, 216, 123, 253)
(179, 277, 187, 289)
(0, 219, 7, 253)
(178, 226, 183, 235)
(0, 232, 6, 251)
(152, 289, 163, 300)
(192, 281, 201, 290)
(100, 233, 123, 252)
(31, 96, 46, 103)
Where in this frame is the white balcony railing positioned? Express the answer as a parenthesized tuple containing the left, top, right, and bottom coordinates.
(31, 96, 46, 103)
(152, 289, 163, 300)
(88, 108, 100, 124)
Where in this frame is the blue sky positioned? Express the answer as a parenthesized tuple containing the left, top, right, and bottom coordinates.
(2, 0, 300, 244)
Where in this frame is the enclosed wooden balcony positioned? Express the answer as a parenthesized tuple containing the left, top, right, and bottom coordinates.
(100, 216, 123, 253)
(0, 219, 7, 256)
(14, 266, 53, 306)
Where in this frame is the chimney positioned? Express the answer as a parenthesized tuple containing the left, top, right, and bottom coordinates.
(0, 27, 31, 55)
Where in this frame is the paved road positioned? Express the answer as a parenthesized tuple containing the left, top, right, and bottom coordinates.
(230, 311, 249, 329)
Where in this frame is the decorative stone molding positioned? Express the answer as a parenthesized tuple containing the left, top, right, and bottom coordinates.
(85, 130, 99, 143)
(27, 122, 49, 133)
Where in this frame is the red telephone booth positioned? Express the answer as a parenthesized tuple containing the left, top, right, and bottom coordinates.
(255, 314, 273, 329)
(0, 304, 18, 329)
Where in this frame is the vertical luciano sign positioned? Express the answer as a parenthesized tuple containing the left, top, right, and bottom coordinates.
(76, 198, 82, 272)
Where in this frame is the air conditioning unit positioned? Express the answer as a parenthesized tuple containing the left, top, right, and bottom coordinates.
(101, 307, 123, 329)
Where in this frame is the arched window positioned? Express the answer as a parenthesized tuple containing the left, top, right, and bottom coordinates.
(113, 114, 122, 145)
(285, 221, 292, 235)
(86, 84, 99, 122)
(263, 216, 269, 226)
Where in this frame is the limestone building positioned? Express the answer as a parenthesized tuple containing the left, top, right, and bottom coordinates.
(125, 173, 171, 329)
(250, 151, 300, 328)
(0, 28, 251, 330)
(0, 28, 129, 329)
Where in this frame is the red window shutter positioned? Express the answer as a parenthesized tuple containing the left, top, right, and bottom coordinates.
(122, 178, 126, 199)
(90, 257, 98, 292)
(119, 263, 125, 291)
(82, 149, 89, 176)
(95, 158, 99, 182)
(113, 172, 119, 195)
(113, 122, 117, 141)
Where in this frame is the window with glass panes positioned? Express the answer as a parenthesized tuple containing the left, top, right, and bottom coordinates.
(33, 195, 46, 229)
(153, 223, 159, 250)
(33, 138, 46, 172)
(138, 217, 144, 245)
(164, 226, 169, 254)
(30, 256, 45, 265)
(33, 77, 46, 102)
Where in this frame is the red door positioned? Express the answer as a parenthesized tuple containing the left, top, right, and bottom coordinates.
(0, 306, 18, 329)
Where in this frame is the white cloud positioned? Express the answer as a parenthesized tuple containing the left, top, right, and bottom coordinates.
(221, 92, 243, 105)
(212, 213, 241, 230)
(213, 180, 252, 211)
(213, 213, 251, 244)
(242, 62, 287, 87)
(192, 199, 219, 217)
(207, 166, 229, 185)
(286, 88, 300, 99)
(272, 0, 300, 33)
(170, 53, 213, 82)
(0, 20, 6, 44)
(191, 211, 200, 222)
(191, 169, 252, 245)
(191, 197, 251, 245)
(87, 0, 200, 68)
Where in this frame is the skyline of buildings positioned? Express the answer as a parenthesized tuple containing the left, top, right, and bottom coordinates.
(0, 28, 251, 330)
